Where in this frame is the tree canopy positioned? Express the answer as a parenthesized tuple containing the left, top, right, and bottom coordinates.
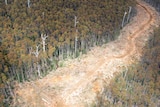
(96, 27, 160, 107)
(0, 0, 135, 106)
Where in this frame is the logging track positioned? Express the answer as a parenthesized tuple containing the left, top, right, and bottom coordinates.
(14, 0, 160, 107)
(63, 0, 154, 102)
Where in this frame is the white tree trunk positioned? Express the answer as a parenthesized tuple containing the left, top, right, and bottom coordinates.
(37, 63, 41, 77)
(74, 16, 79, 57)
(27, 0, 30, 8)
(121, 11, 127, 28)
(5, 0, 7, 5)
(32, 45, 40, 58)
(74, 16, 79, 28)
(81, 39, 84, 51)
(127, 6, 132, 23)
(41, 34, 48, 52)
(67, 44, 70, 58)
(74, 29, 78, 57)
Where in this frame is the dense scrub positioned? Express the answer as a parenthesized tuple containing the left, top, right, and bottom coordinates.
(96, 27, 160, 107)
(0, 0, 135, 106)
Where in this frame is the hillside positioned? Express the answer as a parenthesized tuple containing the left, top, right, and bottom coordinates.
(0, 0, 135, 80)
(97, 27, 160, 107)
(0, 0, 135, 82)
(11, 0, 160, 107)
(98, 1, 160, 106)
(0, 0, 136, 106)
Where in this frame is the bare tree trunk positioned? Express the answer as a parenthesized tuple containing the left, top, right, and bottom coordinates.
(5, 0, 7, 5)
(75, 36, 78, 57)
(31, 45, 41, 78)
(67, 43, 70, 58)
(124, 66, 128, 80)
(37, 63, 41, 77)
(74, 16, 79, 57)
(92, 34, 96, 47)
(58, 46, 62, 60)
(55, 56, 59, 69)
(7, 82, 15, 98)
(27, 0, 30, 8)
(42, 12, 45, 19)
(20, 68, 24, 82)
(127, 6, 132, 23)
(32, 45, 40, 58)
(74, 16, 79, 28)
(41, 34, 48, 52)
(9, 66, 20, 82)
(121, 11, 127, 28)
(81, 39, 84, 52)
(30, 63, 33, 78)
(85, 38, 89, 52)
(61, 45, 64, 60)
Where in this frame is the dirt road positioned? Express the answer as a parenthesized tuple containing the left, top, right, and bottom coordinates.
(14, 0, 160, 107)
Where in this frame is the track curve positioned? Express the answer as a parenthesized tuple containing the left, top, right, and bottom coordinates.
(63, 0, 154, 103)
(14, 0, 159, 107)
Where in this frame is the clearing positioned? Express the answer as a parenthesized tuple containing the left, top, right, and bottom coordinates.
(13, 0, 160, 107)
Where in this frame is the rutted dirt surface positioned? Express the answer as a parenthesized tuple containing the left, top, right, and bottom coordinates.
(14, 0, 160, 107)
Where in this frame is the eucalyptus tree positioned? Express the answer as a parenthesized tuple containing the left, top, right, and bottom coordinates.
(127, 6, 132, 23)
(5, 0, 7, 5)
(41, 34, 48, 52)
(121, 11, 127, 28)
(74, 16, 79, 57)
(27, 0, 30, 8)
(32, 45, 41, 77)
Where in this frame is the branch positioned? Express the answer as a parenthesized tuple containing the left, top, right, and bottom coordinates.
(74, 16, 79, 28)
(32, 45, 40, 58)
(41, 34, 48, 40)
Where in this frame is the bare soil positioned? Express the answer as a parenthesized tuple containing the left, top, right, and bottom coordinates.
(13, 0, 160, 107)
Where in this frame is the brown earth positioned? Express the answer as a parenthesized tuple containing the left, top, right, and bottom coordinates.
(13, 0, 160, 107)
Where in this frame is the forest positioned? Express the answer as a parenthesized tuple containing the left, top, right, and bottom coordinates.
(96, 23, 160, 106)
(0, 0, 136, 106)
(143, 0, 160, 12)
(94, 0, 160, 106)
(95, 1, 160, 106)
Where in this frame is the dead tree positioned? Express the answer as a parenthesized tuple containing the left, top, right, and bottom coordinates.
(32, 45, 40, 58)
(32, 45, 41, 77)
(121, 11, 127, 28)
(127, 6, 132, 23)
(5, 0, 7, 5)
(41, 34, 48, 52)
(27, 0, 30, 8)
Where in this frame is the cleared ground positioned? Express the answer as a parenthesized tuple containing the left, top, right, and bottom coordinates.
(13, 0, 160, 107)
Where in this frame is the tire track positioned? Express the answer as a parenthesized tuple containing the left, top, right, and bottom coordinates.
(63, 0, 154, 105)
(14, 0, 159, 106)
